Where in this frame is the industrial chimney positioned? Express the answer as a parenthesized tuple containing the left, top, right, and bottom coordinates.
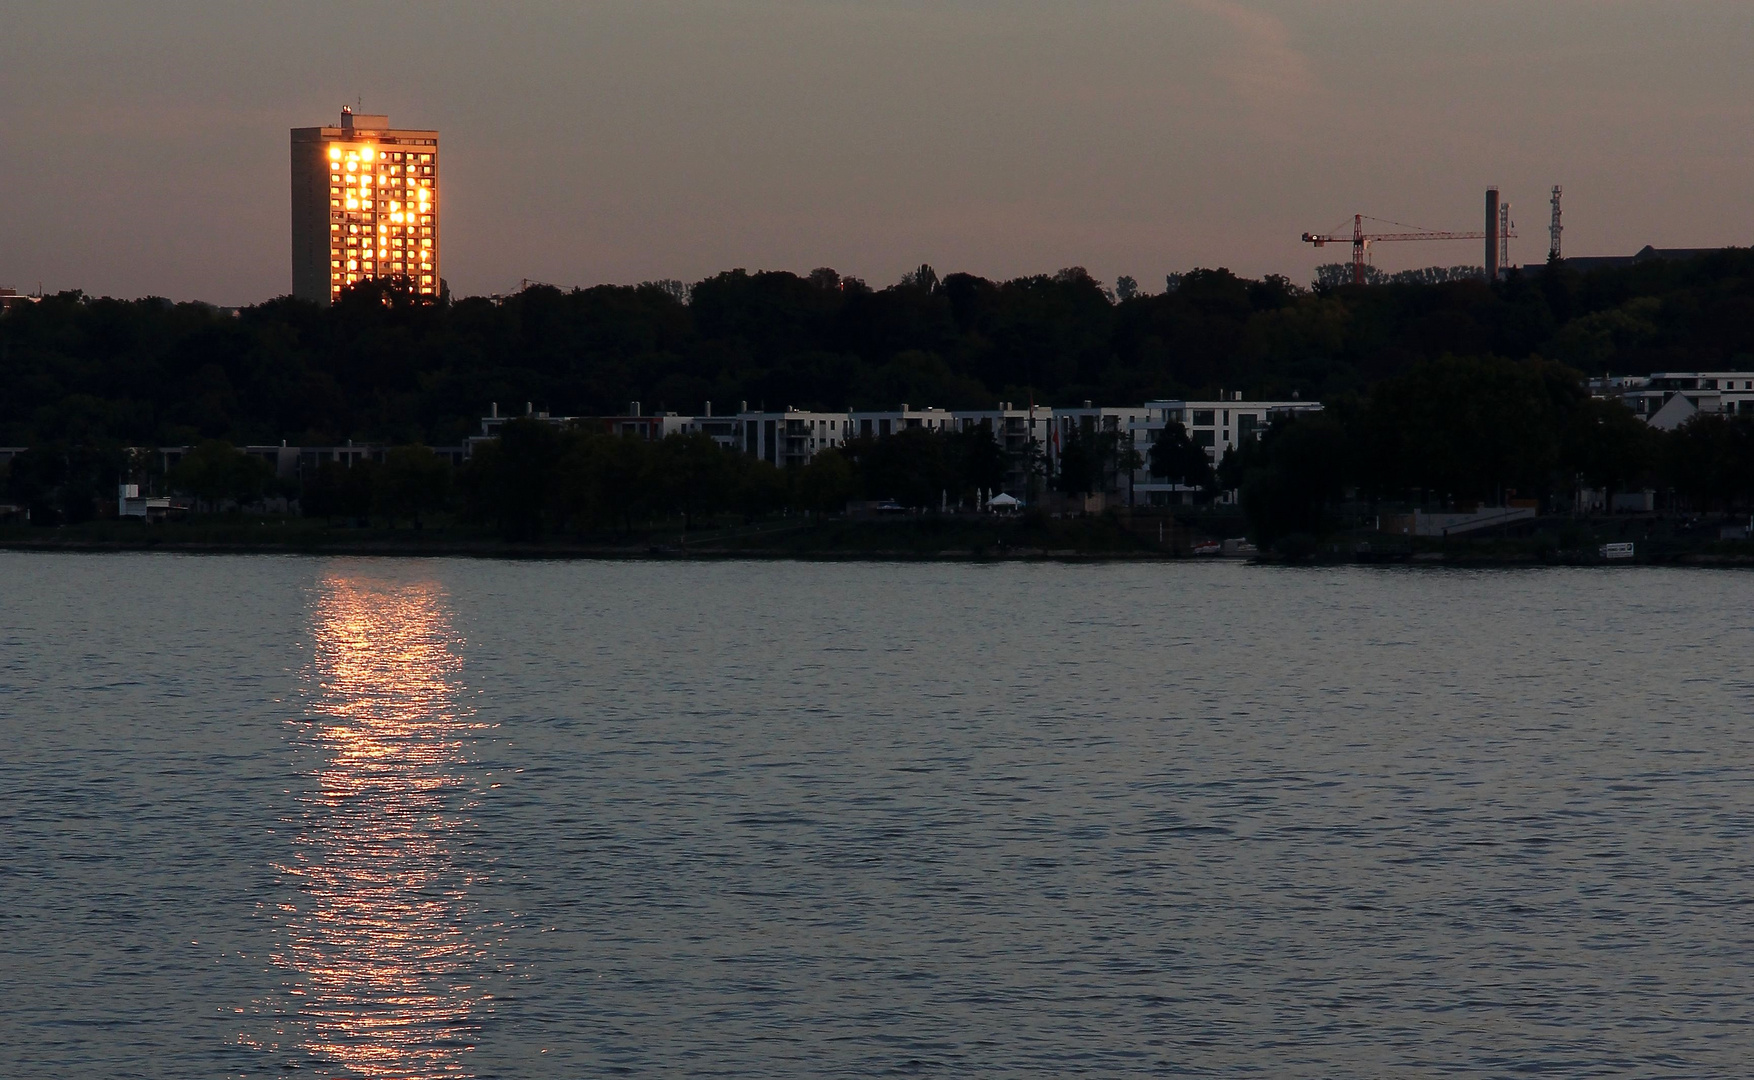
(1485, 188, 1500, 280)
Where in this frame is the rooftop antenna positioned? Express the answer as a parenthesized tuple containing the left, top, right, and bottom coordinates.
(1549, 185, 1563, 261)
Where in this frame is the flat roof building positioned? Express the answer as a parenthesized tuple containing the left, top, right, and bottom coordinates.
(0, 289, 40, 316)
(291, 108, 439, 305)
(1590, 371, 1754, 429)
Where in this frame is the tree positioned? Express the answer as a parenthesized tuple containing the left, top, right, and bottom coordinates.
(5, 444, 118, 525)
(794, 446, 856, 513)
(1149, 421, 1215, 495)
(598, 434, 656, 533)
(1230, 413, 1352, 549)
(301, 460, 375, 524)
(655, 432, 732, 530)
(1115, 275, 1140, 302)
(1054, 424, 1103, 496)
(1358, 355, 1579, 506)
(460, 418, 563, 539)
(376, 445, 451, 527)
(553, 432, 609, 534)
(1662, 413, 1754, 511)
(1562, 396, 1655, 506)
(844, 429, 952, 509)
(730, 454, 787, 521)
(168, 441, 272, 510)
(952, 423, 1008, 499)
(900, 263, 939, 291)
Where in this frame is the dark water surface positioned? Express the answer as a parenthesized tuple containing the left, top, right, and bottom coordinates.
(3, 553, 1753, 1077)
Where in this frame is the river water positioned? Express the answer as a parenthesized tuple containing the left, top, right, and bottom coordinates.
(2, 553, 1752, 1077)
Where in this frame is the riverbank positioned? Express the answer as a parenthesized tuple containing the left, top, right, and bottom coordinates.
(6, 514, 1753, 565)
(0, 514, 1181, 561)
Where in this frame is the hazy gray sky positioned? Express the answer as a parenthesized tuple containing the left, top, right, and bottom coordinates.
(3, 1, 1752, 304)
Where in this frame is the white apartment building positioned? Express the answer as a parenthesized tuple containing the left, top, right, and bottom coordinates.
(454, 395, 1326, 506)
(733, 408, 856, 467)
(948, 404, 1054, 495)
(1129, 397, 1323, 505)
(1590, 372, 1754, 430)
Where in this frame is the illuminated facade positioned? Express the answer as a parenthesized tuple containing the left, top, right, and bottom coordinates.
(291, 108, 439, 305)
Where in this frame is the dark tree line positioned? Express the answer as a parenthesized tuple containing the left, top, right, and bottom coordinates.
(9, 252, 1754, 452)
(458, 420, 1016, 540)
(1224, 356, 1754, 548)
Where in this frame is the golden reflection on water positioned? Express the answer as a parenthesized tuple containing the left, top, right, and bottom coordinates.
(273, 572, 487, 1078)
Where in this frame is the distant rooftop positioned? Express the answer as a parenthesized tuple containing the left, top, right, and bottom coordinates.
(339, 107, 390, 131)
(1563, 245, 1734, 272)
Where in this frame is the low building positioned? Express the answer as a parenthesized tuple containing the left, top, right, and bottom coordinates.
(158, 440, 467, 480)
(1563, 246, 1732, 273)
(461, 401, 580, 457)
(0, 289, 41, 316)
(733, 408, 855, 467)
(1590, 371, 1754, 429)
(117, 484, 174, 520)
(669, 403, 743, 452)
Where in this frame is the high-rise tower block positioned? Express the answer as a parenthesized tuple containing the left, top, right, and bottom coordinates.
(291, 108, 439, 305)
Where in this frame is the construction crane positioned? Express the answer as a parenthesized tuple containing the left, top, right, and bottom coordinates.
(1302, 214, 1516, 285)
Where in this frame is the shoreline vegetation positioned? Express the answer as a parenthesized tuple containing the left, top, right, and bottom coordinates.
(12, 256, 1754, 561)
(6, 514, 1754, 566)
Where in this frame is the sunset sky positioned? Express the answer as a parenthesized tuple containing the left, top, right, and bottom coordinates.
(3, 0, 1752, 304)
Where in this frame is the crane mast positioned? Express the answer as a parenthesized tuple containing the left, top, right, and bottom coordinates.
(1301, 188, 1540, 285)
(1301, 215, 1509, 286)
